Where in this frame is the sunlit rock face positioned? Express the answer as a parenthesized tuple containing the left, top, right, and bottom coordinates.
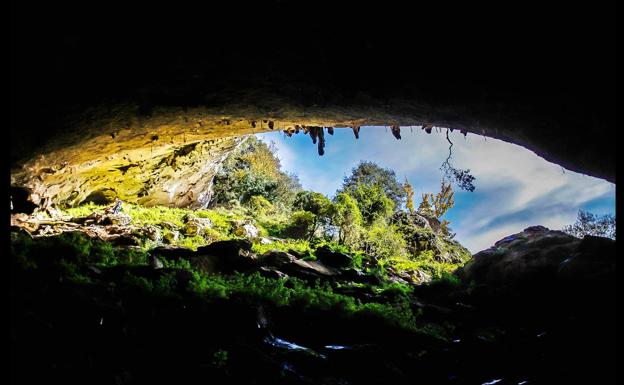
(9, 96, 615, 213)
(8, 104, 399, 212)
(11, 127, 245, 210)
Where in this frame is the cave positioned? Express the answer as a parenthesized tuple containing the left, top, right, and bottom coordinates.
(10, 1, 616, 384)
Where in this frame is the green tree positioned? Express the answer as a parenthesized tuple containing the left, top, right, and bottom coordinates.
(283, 210, 317, 239)
(348, 183, 395, 226)
(418, 179, 454, 219)
(403, 178, 415, 214)
(211, 137, 301, 208)
(363, 221, 408, 260)
(339, 161, 406, 209)
(330, 193, 364, 246)
(563, 210, 616, 239)
(292, 191, 333, 240)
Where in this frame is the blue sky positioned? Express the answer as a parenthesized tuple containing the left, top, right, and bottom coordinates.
(256, 127, 615, 253)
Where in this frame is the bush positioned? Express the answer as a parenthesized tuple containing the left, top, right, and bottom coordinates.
(283, 210, 316, 239)
(363, 221, 408, 260)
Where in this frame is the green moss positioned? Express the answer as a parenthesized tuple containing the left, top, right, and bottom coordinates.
(251, 238, 313, 256)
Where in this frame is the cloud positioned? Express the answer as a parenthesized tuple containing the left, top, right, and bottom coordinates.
(256, 127, 615, 253)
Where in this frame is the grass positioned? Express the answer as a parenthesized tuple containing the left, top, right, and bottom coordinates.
(60, 203, 241, 250)
(10, 230, 452, 339)
(251, 238, 313, 256)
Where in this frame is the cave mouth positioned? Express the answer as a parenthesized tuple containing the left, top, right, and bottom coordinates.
(10, 120, 616, 384)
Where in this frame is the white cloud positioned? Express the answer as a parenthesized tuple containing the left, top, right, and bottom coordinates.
(256, 127, 615, 254)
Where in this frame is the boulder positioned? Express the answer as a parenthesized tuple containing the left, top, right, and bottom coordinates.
(259, 266, 289, 280)
(458, 225, 590, 286)
(260, 250, 297, 267)
(195, 239, 257, 273)
(183, 217, 213, 236)
(340, 268, 383, 285)
(286, 259, 339, 278)
(138, 225, 162, 243)
(99, 213, 132, 226)
(259, 250, 339, 279)
(197, 239, 253, 256)
(557, 235, 616, 284)
(149, 255, 164, 269)
(234, 223, 259, 238)
(150, 245, 196, 260)
(315, 246, 353, 268)
(163, 230, 180, 244)
(160, 221, 179, 230)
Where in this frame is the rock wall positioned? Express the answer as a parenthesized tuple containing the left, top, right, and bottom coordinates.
(11, 130, 244, 211)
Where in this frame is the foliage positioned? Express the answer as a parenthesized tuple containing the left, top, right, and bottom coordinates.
(210, 137, 301, 208)
(292, 191, 333, 239)
(251, 238, 313, 257)
(347, 183, 395, 226)
(563, 210, 616, 239)
(247, 195, 274, 215)
(339, 161, 406, 209)
(363, 221, 408, 260)
(282, 210, 317, 239)
(419, 179, 455, 219)
(403, 178, 415, 214)
(330, 192, 364, 247)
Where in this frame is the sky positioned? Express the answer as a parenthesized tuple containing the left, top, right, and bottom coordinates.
(256, 127, 616, 253)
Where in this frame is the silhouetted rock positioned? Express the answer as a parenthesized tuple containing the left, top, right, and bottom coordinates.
(260, 250, 296, 267)
(260, 250, 339, 279)
(197, 239, 253, 256)
(457, 225, 615, 287)
(150, 245, 197, 260)
(315, 246, 353, 268)
(195, 239, 257, 273)
(557, 235, 616, 284)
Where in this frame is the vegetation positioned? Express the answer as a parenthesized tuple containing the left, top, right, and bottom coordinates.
(563, 210, 616, 239)
(10, 230, 446, 338)
(210, 137, 302, 210)
(56, 147, 468, 280)
(339, 161, 406, 209)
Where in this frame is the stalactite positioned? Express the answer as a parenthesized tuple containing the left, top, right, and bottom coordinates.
(309, 126, 318, 144)
(391, 125, 401, 139)
(317, 127, 325, 156)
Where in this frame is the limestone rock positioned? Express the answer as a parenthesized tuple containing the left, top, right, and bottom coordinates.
(138, 225, 162, 243)
(183, 217, 213, 236)
(163, 230, 180, 244)
(234, 223, 259, 238)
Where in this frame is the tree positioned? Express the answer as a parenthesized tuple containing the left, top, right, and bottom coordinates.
(211, 137, 301, 208)
(292, 191, 333, 240)
(330, 193, 363, 246)
(363, 221, 408, 260)
(283, 210, 317, 240)
(347, 183, 395, 226)
(418, 179, 454, 219)
(339, 161, 406, 209)
(403, 178, 415, 214)
(563, 210, 616, 239)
